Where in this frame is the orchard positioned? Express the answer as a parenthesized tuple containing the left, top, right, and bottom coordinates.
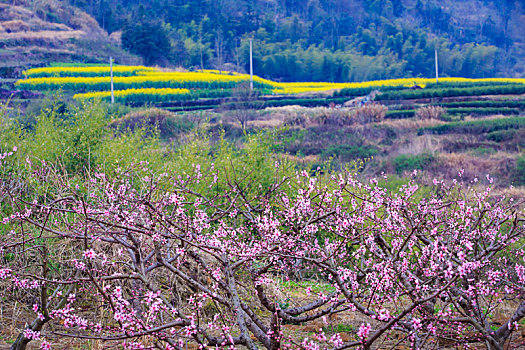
(1, 146, 525, 350)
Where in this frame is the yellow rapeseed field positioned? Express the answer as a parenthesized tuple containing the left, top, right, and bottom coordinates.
(23, 66, 155, 78)
(273, 77, 525, 94)
(74, 88, 190, 103)
(15, 65, 525, 99)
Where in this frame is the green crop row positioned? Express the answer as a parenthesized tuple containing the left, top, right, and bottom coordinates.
(333, 85, 405, 98)
(386, 107, 520, 120)
(385, 110, 416, 119)
(376, 85, 525, 101)
(418, 117, 525, 135)
(435, 100, 525, 110)
(425, 81, 524, 89)
(446, 107, 520, 116)
(265, 97, 349, 108)
(166, 105, 217, 112)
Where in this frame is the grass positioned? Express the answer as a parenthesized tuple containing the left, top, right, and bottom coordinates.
(280, 279, 337, 294)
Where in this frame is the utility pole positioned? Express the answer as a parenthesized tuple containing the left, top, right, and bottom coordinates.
(435, 49, 439, 84)
(110, 57, 114, 104)
(249, 39, 254, 91)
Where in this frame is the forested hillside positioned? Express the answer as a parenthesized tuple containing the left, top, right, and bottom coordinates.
(70, 0, 525, 81)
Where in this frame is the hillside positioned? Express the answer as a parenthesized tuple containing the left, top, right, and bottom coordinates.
(69, 0, 525, 81)
(0, 0, 140, 78)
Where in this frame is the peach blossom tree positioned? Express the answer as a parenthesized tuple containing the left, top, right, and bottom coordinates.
(2, 156, 525, 350)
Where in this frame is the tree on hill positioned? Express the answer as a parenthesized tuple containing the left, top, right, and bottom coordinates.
(121, 19, 172, 66)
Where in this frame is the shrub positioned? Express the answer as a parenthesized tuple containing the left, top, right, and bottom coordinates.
(112, 108, 193, 139)
(486, 129, 517, 142)
(392, 153, 435, 174)
(415, 105, 447, 120)
(512, 154, 525, 185)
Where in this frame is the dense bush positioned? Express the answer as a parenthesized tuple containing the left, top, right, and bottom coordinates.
(111, 108, 194, 140)
(512, 154, 525, 185)
(392, 153, 435, 174)
(486, 129, 517, 142)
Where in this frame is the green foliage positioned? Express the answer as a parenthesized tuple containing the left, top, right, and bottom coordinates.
(470, 147, 497, 156)
(418, 117, 525, 135)
(392, 153, 435, 174)
(486, 129, 516, 142)
(323, 324, 355, 334)
(512, 155, 525, 186)
(0, 100, 165, 177)
(1, 98, 303, 210)
(121, 19, 172, 65)
(111, 107, 195, 140)
(320, 144, 378, 162)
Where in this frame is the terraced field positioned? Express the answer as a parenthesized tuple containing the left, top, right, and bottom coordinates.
(10, 64, 525, 188)
(12, 65, 525, 113)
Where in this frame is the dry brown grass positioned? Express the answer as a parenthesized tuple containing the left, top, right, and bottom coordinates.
(0, 0, 107, 43)
(109, 29, 122, 45)
(264, 105, 356, 127)
(437, 151, 516, 183)
(354, 103, 388, 123)
(0, 19, 30, 32)
(0, 29, 85, 41)
(415, 105, 447, 120)
(393, 134, 442, 155)
(113, 108, 177, 130)
(378, 117, 445, 130)
(0, 4, 34, 21)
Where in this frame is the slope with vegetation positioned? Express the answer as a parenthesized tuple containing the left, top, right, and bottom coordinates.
(69, 0, 524, 81)
(0, 0, 139, 79)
